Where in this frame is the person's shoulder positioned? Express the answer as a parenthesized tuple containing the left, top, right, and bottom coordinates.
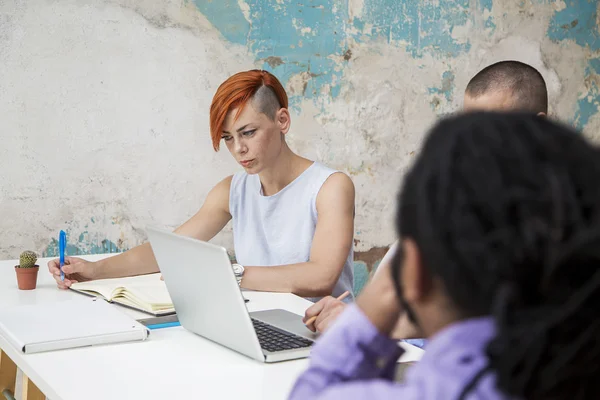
(199, 175, 234, 214)
(316, 169, 355, 211)
(322, 171, 354, 193)
(216, 175, 234, 188)
(228, 170, 254, 191)
(311, 161, 339, 176)
(209, 175, 234, 198)
(311, 162, 354, 190)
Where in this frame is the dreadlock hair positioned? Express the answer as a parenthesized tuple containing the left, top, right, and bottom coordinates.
(392, 111, 600, 400)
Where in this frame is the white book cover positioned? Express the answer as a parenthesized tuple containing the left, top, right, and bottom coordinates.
(0, 297, 149, 354)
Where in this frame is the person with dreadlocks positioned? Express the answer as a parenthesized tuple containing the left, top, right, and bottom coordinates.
(303, 61, 550, 350)
(290, 111, 600, 399)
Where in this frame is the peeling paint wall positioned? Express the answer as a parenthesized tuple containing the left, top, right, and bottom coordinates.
(1, 0, 599, 268)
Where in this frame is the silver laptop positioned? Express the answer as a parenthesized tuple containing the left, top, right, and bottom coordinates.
(146, 227, 318, 363)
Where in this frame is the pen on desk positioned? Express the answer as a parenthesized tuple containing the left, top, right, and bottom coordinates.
(59, 230, 66, 281)
(304, 290, 350, 327)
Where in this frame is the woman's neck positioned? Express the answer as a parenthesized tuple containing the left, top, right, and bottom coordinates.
(258, 144, 313, 196)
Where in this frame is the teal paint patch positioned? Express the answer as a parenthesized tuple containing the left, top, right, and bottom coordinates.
(353, 261, 370, 295)
(480, 0, 496, 30)
(195, 0, 349, 107)
(252, 0, 349, 108)
(428, 70, 455, 101)
(428, 70, 455, 112)
(193, 0, 489, 107)
(547, 0, 599, 51)
(480, 0, 494, 12)
(191, 0, 250, 45)
(573, 58, 600, 131)
(352, 17, 365, 32)
(43, 233, 124, 257)
(548, 1, 599, 130)
(353, 0, 479, 57)
(590, 58, 600, 74)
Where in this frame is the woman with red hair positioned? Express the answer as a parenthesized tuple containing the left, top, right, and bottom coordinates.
(47, 70, 356, 302)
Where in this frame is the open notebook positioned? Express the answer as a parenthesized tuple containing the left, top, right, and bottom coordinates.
(70, 273, 175, 316)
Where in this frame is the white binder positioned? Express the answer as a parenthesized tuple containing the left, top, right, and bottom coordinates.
(0, 297, 149, 354)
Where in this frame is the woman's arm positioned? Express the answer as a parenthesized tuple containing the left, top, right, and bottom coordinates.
(94, 176, 233, 278)
(51, 176, 233, 285)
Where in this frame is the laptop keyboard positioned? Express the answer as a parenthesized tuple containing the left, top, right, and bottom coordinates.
(251, 318, 314, 353)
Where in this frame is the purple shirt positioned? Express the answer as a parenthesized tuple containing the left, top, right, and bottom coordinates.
(289, 305, 511, 399)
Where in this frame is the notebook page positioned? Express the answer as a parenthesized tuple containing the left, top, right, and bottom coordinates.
(120, 282, 173, 309)
(115, 294, 173, 313)
(70, 279, 120, 300)
(70, 273, 165, 301)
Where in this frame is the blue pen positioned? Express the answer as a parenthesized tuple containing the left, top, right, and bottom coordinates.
(59, 230, 66, 281)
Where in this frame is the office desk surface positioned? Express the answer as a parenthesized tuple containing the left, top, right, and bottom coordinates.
(0, 254, 423, 400)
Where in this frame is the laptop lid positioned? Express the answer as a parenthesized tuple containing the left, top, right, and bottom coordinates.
(146, 227, 265, 362)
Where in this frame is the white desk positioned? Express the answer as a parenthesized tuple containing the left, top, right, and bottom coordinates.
(0, 254, 423, 400)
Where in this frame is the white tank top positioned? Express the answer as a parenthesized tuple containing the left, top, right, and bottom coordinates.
(229, 161, 354, 303)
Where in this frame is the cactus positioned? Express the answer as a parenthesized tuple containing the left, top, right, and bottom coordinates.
(19, 250, 38, 268)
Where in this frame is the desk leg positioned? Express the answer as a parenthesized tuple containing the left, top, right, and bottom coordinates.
(21, 374, 45, 400)
(0, 349, 17, 395)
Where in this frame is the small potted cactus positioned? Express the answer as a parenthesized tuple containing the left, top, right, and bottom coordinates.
(15, 250, 39, 290)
